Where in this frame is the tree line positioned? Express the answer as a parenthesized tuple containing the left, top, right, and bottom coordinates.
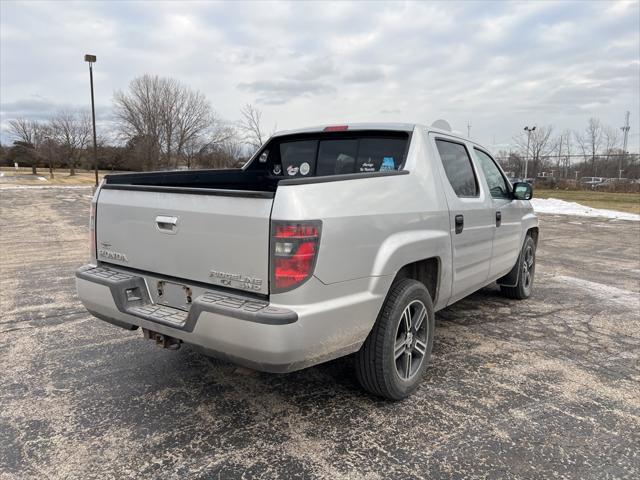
(1, 74, 271, 175)
(1, 73, 637, 182)
(495, 119, 639, 181)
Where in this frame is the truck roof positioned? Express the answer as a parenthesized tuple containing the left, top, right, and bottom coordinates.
(272, 122, 471, 143)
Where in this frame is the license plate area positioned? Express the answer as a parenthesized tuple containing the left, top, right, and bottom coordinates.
(156, 281, 192, 311)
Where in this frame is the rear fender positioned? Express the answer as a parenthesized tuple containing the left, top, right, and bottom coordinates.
(369, 229, 452, 309)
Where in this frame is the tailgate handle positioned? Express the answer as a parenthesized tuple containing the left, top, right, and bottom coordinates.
(155, 215, 178, 233)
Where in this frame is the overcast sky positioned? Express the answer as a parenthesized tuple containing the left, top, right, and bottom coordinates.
(1, 0, 639, 152)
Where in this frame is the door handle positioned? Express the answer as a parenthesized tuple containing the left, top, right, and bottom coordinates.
(496, 211, 502, 227)
(155, 215, 178, 233)
(455, 214, 464, 234)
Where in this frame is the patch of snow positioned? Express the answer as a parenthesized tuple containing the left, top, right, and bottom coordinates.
(531, 198, 640, 222)
(555, 275, 640, 308)
(0, 172, 4, 177)
(37, 176, 47, 181)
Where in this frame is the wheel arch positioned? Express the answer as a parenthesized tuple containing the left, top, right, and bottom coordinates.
(498, 227, 538, 287)
(392, 257, 440, 305)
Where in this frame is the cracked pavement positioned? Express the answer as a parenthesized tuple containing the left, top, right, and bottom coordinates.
(1, 186, 639, 479)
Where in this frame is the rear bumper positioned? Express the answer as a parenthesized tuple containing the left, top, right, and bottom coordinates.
(76, 265, 384, 372)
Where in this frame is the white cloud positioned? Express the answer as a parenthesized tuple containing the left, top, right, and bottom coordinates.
(0, 0, 638, 152)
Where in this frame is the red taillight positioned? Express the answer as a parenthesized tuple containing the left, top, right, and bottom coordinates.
(271, 221, 321, 293)
(323, 125, 349, 132)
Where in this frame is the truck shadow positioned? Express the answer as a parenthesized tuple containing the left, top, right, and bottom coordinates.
(170, 284, 522, 402)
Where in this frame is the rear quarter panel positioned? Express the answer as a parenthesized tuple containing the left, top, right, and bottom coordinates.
(271, 128, 452, 309)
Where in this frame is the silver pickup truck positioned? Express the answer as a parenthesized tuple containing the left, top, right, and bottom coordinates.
(76, 122, 538, 400)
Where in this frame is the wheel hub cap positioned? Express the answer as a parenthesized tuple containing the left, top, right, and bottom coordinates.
(405, 332, 413, 349)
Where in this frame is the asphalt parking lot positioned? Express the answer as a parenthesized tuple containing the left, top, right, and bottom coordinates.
(1, 186, 639, 479)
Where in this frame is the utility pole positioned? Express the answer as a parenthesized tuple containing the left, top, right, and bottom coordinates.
(84, 54, 99, 187)
(621, 111, 630, 154)
(620, 111, 630, 179)
(467, 121, 471, 138)
(524, 126, 536, 180)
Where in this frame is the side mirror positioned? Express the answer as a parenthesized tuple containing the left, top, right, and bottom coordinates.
(512, 182, 533, 200)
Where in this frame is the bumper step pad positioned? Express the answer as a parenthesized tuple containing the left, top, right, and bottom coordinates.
(76, 265, 297, 330)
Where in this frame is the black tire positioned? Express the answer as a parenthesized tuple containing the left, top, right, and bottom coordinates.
(355, 279, 435, 400)
(501, 235, 536, 300)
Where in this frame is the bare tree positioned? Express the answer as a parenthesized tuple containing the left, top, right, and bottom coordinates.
(601, 125, 623, 177)
(238, 103, 267, 152)
(114, 75, 163, 170)
(183, 123, 242, 168)
(51, 110, 91, 175)
(7, 118, 47, 174)
(514, 125, 555, 178)
(8, 118, 37, 145)
(172, 90, 213, 165)
(575, 118, 603, 177)
(114, 74, 216, 170)
(561, 130, 572, 178)
(553, 129, 573, 178)
(39, 123, 57, 179)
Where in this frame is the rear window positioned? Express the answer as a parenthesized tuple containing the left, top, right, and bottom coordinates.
(256, 132, 409, 178)
(280, 140, 317, 177)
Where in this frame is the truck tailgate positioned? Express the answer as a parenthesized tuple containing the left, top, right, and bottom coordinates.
(96, 187, 272, 295)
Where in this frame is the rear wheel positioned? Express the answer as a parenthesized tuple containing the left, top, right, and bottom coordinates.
(501, 235, 536, 300)
(355, 279, 434, 400)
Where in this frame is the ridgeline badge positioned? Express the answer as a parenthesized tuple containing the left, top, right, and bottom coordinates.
(209, 270, 263, 291)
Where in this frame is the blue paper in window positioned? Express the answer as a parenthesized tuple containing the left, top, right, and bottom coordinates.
(381, 157, 395, 171)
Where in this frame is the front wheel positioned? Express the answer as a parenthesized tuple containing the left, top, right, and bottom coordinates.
(501, 235, 536, 300)
(355, 279, 435, 400)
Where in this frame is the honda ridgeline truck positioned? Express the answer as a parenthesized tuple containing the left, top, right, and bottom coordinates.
(76, 122, 538, 400)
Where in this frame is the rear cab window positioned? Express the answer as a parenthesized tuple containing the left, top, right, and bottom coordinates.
(247, 131, 410, 178)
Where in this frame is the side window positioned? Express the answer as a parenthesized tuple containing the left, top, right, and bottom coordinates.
(435, 139, 478, 197)
(474, 149, 510, 199)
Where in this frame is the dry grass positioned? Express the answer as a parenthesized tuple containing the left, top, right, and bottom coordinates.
(536, 188, 640, 215)
(0, 167, 108, 185)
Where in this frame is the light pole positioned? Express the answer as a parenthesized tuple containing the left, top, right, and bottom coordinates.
(84, 54, 99, 187)
(524, 126, 536, 180)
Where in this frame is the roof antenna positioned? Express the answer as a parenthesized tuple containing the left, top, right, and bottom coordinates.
(431, 119, 452, 132)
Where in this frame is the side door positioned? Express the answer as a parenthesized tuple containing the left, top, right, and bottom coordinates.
(430, 135, 495, 304)
(473, 148, 522, 279)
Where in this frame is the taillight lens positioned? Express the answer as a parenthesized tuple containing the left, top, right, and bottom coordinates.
(270, 221, 321, 293)
(89, 202, 97, 263)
